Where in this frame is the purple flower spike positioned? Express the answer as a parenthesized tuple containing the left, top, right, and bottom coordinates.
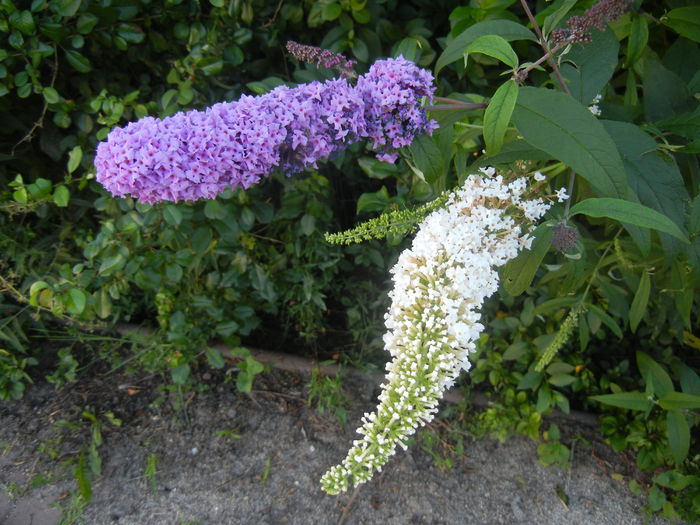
(94, 57, 436, 204)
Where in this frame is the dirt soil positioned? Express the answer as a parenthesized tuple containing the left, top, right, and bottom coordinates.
(0, 363, 670, 525)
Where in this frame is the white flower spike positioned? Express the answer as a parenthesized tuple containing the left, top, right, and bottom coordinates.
(321, 171, 553, 494)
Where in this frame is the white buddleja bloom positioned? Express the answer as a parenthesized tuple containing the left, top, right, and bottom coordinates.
(588, 93, 602, 116)
(320, 170, 553, 495)
(555, 187, 570, 202)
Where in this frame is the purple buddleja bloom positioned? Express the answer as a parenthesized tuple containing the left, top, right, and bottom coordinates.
(356, 57, 439, 163)
(94, 57, 436, 204)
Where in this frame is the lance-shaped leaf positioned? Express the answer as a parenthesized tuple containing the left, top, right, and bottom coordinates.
(483, 80, 518, 155)
(435, 20, 536, 74)
(511, 87, 628, 199)
(569, 198, 689, 243)
(502, 223, 553, 296)
(463, 35, 518, 69)
(590, 391, 653, 411)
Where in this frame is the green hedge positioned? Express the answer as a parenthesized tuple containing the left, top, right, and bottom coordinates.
(1, 0, 699, 519)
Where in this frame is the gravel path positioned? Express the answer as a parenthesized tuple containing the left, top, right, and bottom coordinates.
(0, 367, 668, 525)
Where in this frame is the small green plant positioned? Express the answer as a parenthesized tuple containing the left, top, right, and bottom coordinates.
(536, 424, 570, 469)
(0, 348, 36, 400)
(46, 348, 79, 388)
(214, 429, 242, 440)
(307, 366, 348, 427)
(2, 480, 24, 500)
(228, 347, 265, 393)
(144, 453, 158, 496)
(260, 456, 271, 486)
(591, 352, 700, 467)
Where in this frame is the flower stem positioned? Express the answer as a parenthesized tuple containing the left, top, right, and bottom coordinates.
(519, 0, 571, 95)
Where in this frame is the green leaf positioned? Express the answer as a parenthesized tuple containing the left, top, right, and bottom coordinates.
(358, 157, 400, 179)
(65, 288, 86, 316)
(299, 214, 316, 236)
(10, 10, 36, 35)
(637, 351, 674, 398)
(204, 200, 227, 220)
(558, 27, 619, 105)
(483, 80, 518, 155)
(29, 281, 50, 307)
(165, 264, 182, 282)
(569, 198, 689, 243)
(162, 205, 182, 226)
(542, 0, 579, 36)
(548, 374, 576, 387)
(394, 37, 418, 62)
(322, 2, 342, 21)
(204, 347, 225, 369)
(215, 320, 239, 337)
(664, 7, 700, 43)
(117, 23, 145, 44)
(475, 139, 553, 167)
(409, 134, 445, 184)
(197, 57, 224, 76)
(75, 453, 91, 502)
(57, 0, 82, 17)
(42, 86, 60, 104)
(587, 304, 623, 339)
(666, 410, 690, 465)
(643, 60, 694, 122)
(76, 13, 98, 34)
(628, 271, 650, 333)
(94, 289, 112, 319)
(67, 145, 82, 174)
(590, 391, 653, 411)
(435, 20, 536, 74)
(602, 121, 689, 252)
(356, 187, 390, 214)
(99, 253, 126, 275)
(65, 50, 92, 73)
(191, 227, 213, 253)
(658, 392, 700, 411)
(653, 471, 691, 491)
(676, 362, 700, 396)
(626, 16, 649, 67)
(657, 106, 700, 140)
(517, 371, 543, 390)
(502, 224, 553, 296)
(171, 363, 190, 385)
(464, 35, 518, 69)
(53, 185, 70, 207)
(512, 87, 628, 199)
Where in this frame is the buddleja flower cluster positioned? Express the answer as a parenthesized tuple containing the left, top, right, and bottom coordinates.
(321, 170, 554, 495)
(94, 57, 436, 204)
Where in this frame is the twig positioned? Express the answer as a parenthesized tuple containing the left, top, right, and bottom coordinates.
(11, 44, 59, 155)
(250, 389, 306, 402)
(563, 169, 576, 217)
(261, 0, 284, 28)
(337, 485, 361, 525)
(515, 42, 565, 82)
(519, 0, 571, 95)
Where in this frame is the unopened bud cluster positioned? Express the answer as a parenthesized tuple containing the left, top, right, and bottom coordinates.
(552, 0, 629, 44)
(286, 41, 357, 79)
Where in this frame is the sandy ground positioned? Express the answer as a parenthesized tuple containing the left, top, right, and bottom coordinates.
(0, 366, 669, 525)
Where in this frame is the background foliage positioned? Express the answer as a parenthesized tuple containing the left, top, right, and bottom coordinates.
(1, 0, 699, 519)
